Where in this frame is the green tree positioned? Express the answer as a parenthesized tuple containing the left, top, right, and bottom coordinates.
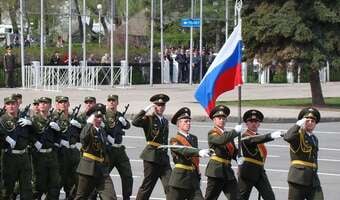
(242, 0, 340, 106)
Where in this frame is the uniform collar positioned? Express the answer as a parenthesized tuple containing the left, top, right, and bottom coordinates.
(178, 130, 189, 138)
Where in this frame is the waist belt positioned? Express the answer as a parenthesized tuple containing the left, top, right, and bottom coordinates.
(5, 149, 27, 154)
(291, 160, 317, 168)
(175, 163, 194, 171)
(210, 155, 231, 165)
(147, 141, 161, 147)
(83, 152, 104, 162)
(39, 148, 53, 153)
(244, 157, 264, 166)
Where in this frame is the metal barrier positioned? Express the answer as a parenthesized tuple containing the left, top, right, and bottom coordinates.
(23, 64, 132, 91)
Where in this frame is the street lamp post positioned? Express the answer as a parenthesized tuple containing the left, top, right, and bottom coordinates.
(97, 4, 102, 47)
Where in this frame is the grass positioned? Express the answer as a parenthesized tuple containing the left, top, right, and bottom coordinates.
(218, 97, 340, 109)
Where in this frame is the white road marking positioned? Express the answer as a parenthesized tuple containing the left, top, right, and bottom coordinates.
(318, 158, 340, 162)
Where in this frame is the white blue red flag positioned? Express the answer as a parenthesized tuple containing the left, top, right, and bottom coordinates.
(195, 24, 243, 114)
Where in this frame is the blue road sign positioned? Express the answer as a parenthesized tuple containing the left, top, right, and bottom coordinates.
(181, 18, 200, 28)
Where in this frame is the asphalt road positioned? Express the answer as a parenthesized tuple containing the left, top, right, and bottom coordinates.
(108, 121, 340, 200)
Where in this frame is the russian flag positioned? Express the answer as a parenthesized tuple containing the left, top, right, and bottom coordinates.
(195, 24, 243, 114)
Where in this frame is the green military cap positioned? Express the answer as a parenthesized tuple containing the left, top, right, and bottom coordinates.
(39, 97, 52, 104)
(107, 95, 118, 101)
(86, 103, 106, 116)
(4, 96, 17, 104)
(56, 96, 69, 103)
(209, 105, 231, 119)
(298, 107, 321, 123)
(11, 93, 22, 100)
(150, 94, 170, 105)
(243, 109, 264, 122)
(171, 107, 191, 125)
(33, 99, 39, 105)
(84, 96, 96, 103)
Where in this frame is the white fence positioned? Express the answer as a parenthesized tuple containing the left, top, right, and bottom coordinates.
(23, 63, 132, 91)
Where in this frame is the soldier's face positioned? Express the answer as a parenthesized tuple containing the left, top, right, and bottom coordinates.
(84, 101, 96, 111)
(5, 102, 18, 115)
(213, 116, 226, 129)
(304, 118, 316, 132)
(33, 104, 39, 113)
(106, 100, 118, 110)
(93, 115, 103, 127)
(57, 101, 69, 111)
(16, 99, 22, 106)
(246, 120, 260, 132)
(178, 118, 191, 133)
(154, 104, 165, 115)
(39, 102, 51, 112)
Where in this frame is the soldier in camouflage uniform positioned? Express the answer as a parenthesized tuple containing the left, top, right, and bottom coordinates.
(0, 96, 33, 199)
(78, 96, 97, 126)
(53, 96, 82, 199)
(31, 97, 61, 199)
(30, 99, 40, 117)
(133, 94, 172, 200)
(105, 95, 132, 200)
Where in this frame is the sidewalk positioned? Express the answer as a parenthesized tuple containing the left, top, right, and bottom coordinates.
(1, 82, 339, 123)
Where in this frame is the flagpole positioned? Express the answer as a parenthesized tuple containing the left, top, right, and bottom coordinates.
(235, 0, 243, 159)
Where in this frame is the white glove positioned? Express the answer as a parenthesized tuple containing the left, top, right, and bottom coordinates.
(70, 119, 82, 128)
(5, 136, 16, 149)
(270, 130, 283, 139)
(143, 104, 154, 112)
(199, 149, 211, 158)
(34, 141, 43, 151)
(118, 116, 127, 126)
(18, 118, 32, 127)
(87, 114, 95, 124)
(60, 139, 70, 148)
(75, 142, 82, 151)
(49, 122, 60, 131)
(107, 135, 115, 145)
(237, 156, 245, 165)
(296, 118, 307, 127)
(234, 124, 243, 133)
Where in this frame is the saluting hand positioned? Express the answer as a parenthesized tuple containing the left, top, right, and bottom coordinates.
(144, 104, 155, 112)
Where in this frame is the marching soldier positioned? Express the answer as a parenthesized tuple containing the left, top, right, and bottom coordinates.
(105, 95, 132, 200)
(204, 105, 242, 200)
(30, 99, 40, 117)
(53, 96, 82, 198)
(75, 103, 117, 200)
(31, 97, 61, 199)
(11, 94, 23, 108)
(0, 96, 33, 199)
(238, 109, 282, 200)
(78, 96, 97, 126)
(167, 107, 211, 200)
(132, 94, 172, 200)
(70, 96, 96, 199)
(283, 107, 324, 200)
